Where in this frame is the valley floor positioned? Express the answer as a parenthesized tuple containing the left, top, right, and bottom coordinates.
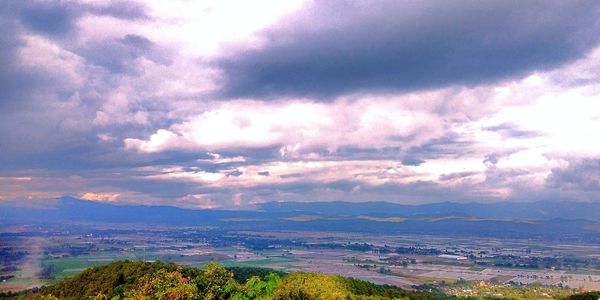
(3, 223, 600, 297)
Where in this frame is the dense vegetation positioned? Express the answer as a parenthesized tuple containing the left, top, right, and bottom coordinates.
(563, 291, 600, 300)
(225, 267, 286, 284)
(13, 260, 457, 300)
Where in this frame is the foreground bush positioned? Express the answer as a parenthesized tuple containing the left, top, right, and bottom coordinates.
(25, 260, 596, 300)
(31, 260, 451, 300)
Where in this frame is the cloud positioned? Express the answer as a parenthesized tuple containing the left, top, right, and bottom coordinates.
(0, 1, 181, 172)
(88, 1, 150, 21)
(216, 0, 600, 99)
(15, 0, 150, 37)
(77, 34, 172, 74)
(2, 1, 600, 208)
(175, 194, 219, 209)
(547, 158, 600, 194)
(0, 5, 48, 110)
(483, 123, 542, 139)
(0, 176, 32, 182)
(123, 93, 466, 154)
(94, 92, 150, 126)
(17, 1, 80, 36)
(198, 152, 246, 164)
(142, 157, 473, 192)
(123, 54, 600, 206)
(79, 192, 121, 202)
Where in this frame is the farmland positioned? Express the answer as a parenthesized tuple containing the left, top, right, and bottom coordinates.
(3, 222, 600, 297)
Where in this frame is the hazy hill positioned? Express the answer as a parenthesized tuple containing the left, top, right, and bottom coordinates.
(3, 197, 600, 242)
(258, 200, 600, 220)
(0, 196, 267, 226)
(4, 196, 600, 222)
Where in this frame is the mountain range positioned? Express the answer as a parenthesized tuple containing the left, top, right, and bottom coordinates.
(2, 197, 600, 242)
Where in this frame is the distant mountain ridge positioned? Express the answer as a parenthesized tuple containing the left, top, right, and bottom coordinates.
(2, 196, 600, 221)
(0, 196, 266, 226)
(258, 200, 600, 221)
(3, 197, 600, 242)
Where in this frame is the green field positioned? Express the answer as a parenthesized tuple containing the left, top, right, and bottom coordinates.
(43, 256, 120, 281)
(218, 257, 299, 269)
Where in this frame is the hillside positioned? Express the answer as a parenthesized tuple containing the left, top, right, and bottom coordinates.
(10, 260, 451, 300)
(6, 197, 600, 224)
(258, 201, 600, 221)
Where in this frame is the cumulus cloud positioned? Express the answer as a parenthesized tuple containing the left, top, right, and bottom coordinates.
(200, 153, 246, 164)
(547, 158, 600, 195)
(2, 0, 600, 208)
(123, 53, 600, 205)
(77, 33, 172, 74)
(124, 90, 483, 154)
(79, 192, 121, 202)
(16, 0, 149, 36)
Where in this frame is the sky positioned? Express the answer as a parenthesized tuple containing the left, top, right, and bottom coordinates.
(1, 0, 600, 209)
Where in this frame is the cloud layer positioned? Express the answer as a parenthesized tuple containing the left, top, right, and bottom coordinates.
(1, 0, 600, 209)
(217, 0, 600, 98)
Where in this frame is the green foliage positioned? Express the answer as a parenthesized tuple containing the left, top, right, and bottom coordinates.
(32, 260, 472, 300)
(341, 276, 413, 298)
(40, 260, 201, 300)
(226, 267, 286, 284)
(195, 262, 240, 300)
(563, 291, 600, 300)
(127, 269, 198, 300)
(233, 273, 282, 300)
(270, 272, 433, 300)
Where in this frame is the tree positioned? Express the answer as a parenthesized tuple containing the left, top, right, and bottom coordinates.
(195, 262, 239, 300)
(234, 272, 282, 300)
(128, 269, 198, 300)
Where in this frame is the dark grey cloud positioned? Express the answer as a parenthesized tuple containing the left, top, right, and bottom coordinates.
(401, 157, 424, 166)
(18, 1, 78, 36)
(483, 154, 499, 167)
(0, 12, 33, 108)
(401, 133, 476, 163)
(13, 0, 149, 37)
(226, 169, 243, 177)
(216, 0, 600, 99)
(0, 1, 162, 173)
(78, 34, 172, 74)
(89, 1, 150, 21)
(328, 146, 402, 161)
(0, 3, 96, 168)
(0, 0, 154, 109)
(484, 123, 541, 139)
(547, 158, 600, 193)
(439, 171, 479, 181)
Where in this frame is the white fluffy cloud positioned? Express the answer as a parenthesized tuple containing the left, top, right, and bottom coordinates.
(79, 192, 121, 202)
(124, 96, 447, 153)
